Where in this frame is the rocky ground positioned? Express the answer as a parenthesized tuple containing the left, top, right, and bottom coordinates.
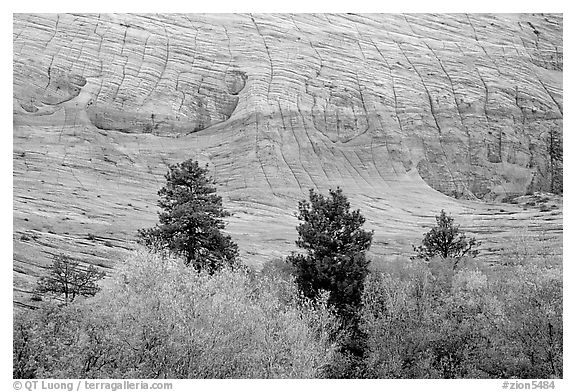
(13, 13, 562, 307)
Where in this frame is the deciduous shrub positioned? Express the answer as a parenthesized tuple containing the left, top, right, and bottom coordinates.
(360, 254, 562, 378)
(14, 251, 337, 378)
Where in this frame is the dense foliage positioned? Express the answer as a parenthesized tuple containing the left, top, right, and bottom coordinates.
(412, 210, 480, 269)
(14, 252, 337, 379)
(361, 256, 562, 378)
(287, 188, 373, 323)
(15, 248, 561, 379)
(15, 241, 562, 380)
(138, 159, 238, 273)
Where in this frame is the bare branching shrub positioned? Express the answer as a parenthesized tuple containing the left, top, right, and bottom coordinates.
(35, 254, 105, 304)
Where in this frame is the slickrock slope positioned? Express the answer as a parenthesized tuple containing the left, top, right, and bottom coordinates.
(13, 14, 562, 306)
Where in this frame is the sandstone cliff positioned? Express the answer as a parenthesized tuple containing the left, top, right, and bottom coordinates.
(13, 14, 562, 305)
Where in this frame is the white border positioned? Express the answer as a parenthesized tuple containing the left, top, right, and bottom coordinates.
(4, 3, 572, 391)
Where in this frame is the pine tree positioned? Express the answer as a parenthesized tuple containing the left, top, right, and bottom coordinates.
(138, 159, 238, 273)
(287, 188, 373, 323)
(412, 210, 480, 269)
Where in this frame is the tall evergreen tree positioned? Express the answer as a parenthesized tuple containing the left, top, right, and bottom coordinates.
(138, 159, 238, 273)
(287, 187, 373, 323)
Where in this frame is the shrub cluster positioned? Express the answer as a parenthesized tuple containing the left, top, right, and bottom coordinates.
(14, 252, 337, 379)
(360, 257, 562, 378)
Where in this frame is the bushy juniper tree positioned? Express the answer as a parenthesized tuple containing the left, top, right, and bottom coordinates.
(36, 253, 105, 304)
(287, 187, 373, 324)
(412, 210, 480, 269)
(138, 159, 238, 273)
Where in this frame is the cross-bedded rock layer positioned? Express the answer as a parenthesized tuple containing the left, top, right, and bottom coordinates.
(13, 14, 562, 306)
